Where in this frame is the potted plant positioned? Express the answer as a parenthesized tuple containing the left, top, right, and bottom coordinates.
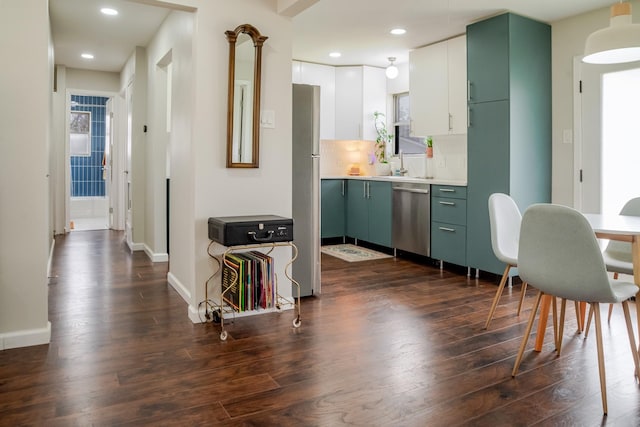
(373, 111, 393, 175)
(425, 136, 433, 158)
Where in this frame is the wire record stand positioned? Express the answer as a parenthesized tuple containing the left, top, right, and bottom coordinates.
(204, 240, 301, 340)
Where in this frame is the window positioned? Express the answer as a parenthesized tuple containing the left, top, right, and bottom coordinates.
(69, 111, 91, 156)
(394, 92, 424, 154)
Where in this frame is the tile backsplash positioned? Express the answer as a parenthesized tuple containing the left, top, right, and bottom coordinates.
(320, 134, 467, 182)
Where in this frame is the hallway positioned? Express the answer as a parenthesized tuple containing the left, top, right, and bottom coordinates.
(1, 231, 640, 424)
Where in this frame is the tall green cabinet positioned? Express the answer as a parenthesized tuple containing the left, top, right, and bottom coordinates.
(466, 13, 551, 276)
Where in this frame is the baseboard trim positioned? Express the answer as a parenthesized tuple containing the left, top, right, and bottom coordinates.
(1, 322, 52, 350)
(126, 239, 144, 252)
(167, 271, 190, 305)
(47, 238, 56, 278)
(144, 244, 168, 263)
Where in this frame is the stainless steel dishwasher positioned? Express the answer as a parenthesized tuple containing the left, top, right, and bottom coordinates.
(392, 182, 430, 256)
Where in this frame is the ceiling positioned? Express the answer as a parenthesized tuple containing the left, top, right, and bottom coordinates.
(50, 0, 617, 73)
(50, 0, 171, 72)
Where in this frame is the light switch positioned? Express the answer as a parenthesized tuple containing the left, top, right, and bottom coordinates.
(261, 110, 275, 128)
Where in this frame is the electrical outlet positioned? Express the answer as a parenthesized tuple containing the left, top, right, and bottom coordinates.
(563, 129, 573, 144)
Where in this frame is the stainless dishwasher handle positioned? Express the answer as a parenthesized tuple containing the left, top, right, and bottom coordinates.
(439, 201, 456, 206)
(439, 226, 456, 232)
(393, 188, 430, 194)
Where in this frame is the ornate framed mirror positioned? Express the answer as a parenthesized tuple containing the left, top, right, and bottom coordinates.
(225, 24, 268, 168)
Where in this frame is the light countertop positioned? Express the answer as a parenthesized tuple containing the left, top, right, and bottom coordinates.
(321, 175, 467, 186)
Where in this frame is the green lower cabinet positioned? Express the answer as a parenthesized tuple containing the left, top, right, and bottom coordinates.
(431, 185, 467, 267)
(321, 179, 346, 239)
(346, 180, 392, 248)
(346, 180, 369, 241)
(431, 222, 467, 266)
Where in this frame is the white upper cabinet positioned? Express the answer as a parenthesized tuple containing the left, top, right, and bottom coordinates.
(335, 66, 386, 141)
(410, 35, 467, 137)
(292, 61, 336, 140)
(447, 36, 467, 135)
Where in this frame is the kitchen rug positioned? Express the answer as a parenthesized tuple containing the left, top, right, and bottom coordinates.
(321, 244, 392, 262)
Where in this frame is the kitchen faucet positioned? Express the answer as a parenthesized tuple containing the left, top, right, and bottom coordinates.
(399, 150, 408, 176)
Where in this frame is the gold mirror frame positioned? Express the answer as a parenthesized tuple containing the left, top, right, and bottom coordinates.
(225, 24, 268, 168)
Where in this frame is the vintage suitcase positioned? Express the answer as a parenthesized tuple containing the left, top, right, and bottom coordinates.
(207, 215, 294, 246)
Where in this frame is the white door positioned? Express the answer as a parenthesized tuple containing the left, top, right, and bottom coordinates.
(574, 58, 640, 213)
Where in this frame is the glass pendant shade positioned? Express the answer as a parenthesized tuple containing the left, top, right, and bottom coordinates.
(385, 57, 398, 79)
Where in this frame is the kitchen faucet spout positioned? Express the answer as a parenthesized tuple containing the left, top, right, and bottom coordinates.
(399, 150, 408, 176)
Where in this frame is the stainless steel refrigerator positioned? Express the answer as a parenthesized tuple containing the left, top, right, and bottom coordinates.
(292, 84, 321, 297)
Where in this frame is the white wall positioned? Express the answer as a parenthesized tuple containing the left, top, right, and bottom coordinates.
(0, 0, 52, 349)
(189, 1, 294, 320)
(137, 0, 294, 320)
(146, 10, 194, 284)
(551, 1, 640, 205)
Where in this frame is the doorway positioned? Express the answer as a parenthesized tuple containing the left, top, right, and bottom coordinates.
(68, 93, 110, 231)
(574, 59, 640, 214)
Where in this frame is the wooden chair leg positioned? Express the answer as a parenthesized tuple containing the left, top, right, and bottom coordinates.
(557, 299, 567, 355)
(574, 300, 583, 333)
(552, 297, 558, 349)
(517, 281, 528, 315)
(593, 303, 608, 415)
(485, 264, 511, 329)
(513, 291, 543, 377)
(607, 304, 614, 323)
(607, 273, 619, 324)
(621, 301, 640, 379)
(585, 303, 594, 338)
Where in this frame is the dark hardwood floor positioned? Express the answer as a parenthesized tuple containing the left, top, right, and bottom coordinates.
(2, 230, 640, 425)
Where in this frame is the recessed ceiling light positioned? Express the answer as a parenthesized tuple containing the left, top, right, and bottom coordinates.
(329, 52, 341, 58)
(100, 7, 118, 16)
(390, 28, 407, 35)
(81, 53, 94, 59)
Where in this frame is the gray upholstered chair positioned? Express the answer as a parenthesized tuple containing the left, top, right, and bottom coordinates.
(511, 203, 640, 415)
(484, 193, 528, 329)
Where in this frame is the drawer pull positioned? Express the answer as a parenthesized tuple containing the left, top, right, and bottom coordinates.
(439, 188, 455, 193)
(439, 201, 456, 206)
(439, 227, 456, 232)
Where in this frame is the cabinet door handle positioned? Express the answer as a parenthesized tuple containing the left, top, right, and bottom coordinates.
(467, 80, 472, 102)
(341, 180, 345, 196)
(448, 113, 452, 132)
(439, 226, 456, 232)
(439, 188, 455, 193)
(363, 182, 367, 198)
(367, 182, 371, 199)
(467, 106, 472, 128)
(439, 201, 456, 206)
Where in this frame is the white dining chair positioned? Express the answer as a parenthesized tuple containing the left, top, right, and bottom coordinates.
(484, 193, 528, 329)
(584, 197, 640, 334)
(512, 203, 640, 415)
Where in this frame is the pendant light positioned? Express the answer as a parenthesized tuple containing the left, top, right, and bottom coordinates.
(583, 1, 640, 64)
(385, 57, 399, 79)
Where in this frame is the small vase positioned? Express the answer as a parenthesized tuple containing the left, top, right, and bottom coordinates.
(374, 162, 390, 176)
(426, 147, 433, 158)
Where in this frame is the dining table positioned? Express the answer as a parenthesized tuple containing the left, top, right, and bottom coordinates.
(533, 211, 640, 352)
